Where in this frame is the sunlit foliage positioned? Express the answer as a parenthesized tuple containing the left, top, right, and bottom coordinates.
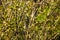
(0, 0, 60, 40)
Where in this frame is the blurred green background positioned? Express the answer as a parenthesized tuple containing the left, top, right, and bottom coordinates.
(0, 0, 60, 40)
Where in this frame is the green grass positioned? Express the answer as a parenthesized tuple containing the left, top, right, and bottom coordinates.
(0, 0, 60, 40)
